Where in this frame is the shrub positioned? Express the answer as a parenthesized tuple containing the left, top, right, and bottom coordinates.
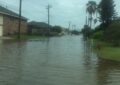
(51, 26, 63, 33)
(105, 22, 120, 46)
(92, 31, 104, 40)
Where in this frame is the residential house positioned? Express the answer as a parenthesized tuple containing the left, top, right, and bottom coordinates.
(0, 6, 27, 37)
(28, 21, 51, 35)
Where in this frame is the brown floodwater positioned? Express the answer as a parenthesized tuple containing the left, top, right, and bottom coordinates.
(0, 35, 120, 85)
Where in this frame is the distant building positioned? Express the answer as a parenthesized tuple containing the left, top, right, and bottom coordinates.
(0, 6, 27, 37)
(28, 21, 51, 35)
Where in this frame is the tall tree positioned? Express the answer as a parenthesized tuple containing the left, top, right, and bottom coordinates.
(98, 0, 116, 28)
(86, 1, 97, 28)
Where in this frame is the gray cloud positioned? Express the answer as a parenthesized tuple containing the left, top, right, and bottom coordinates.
(0, 0, 119, 29)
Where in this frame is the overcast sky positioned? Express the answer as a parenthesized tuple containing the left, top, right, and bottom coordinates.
(0, 0, 120, 29)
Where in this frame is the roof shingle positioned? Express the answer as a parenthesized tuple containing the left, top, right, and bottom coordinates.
(0, 6, 27, 20)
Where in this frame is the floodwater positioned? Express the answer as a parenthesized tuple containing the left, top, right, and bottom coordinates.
(0, 35, 120, 85)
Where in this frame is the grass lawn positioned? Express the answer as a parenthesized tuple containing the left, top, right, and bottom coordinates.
(97, 46, 120, 61)
(94, 40, 120, 61)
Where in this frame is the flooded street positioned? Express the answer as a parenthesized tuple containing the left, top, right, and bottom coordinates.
(0, 35, 120, 85)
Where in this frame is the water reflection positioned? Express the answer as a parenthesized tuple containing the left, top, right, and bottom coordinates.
(83, 38, 120, 85)
(96, 59, 120, 85)
(0, 40, 26, 85)
(0, 36, 120, 85)
(83, 39, 92, 67)
(83, 39, 98, 70)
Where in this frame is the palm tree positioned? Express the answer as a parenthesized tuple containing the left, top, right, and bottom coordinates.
(86, 1, 97, 28)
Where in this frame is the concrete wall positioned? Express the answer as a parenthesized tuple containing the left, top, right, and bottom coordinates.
(3, 15, 27, 36)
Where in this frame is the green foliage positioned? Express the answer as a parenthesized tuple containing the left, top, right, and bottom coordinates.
(92, 31, 104, 40)
(105, 22, 120, 46)
(86, 1, 97, 15)
(98, 0, 116, 27)
(97, 46, 120, 61)
(86, 1, 97, 28)
(51, 26, 63, 33)
(94, 25, 103, 32)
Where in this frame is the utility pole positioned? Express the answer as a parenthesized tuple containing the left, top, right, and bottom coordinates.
(72, 25, 75, 30)
(46, 4, 52, 35)
(68, 21, 71, 34)
(74, 25, 76, 30)
(18, 0, 22, 39)
(86, 16, 88, 25)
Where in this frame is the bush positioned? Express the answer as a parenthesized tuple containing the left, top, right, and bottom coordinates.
(51, 26, 63, 33)
(105, 22, 120, 46)
(92, 31, 104, 40)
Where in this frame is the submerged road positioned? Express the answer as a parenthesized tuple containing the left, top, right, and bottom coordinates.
(0, 35, 120, 85)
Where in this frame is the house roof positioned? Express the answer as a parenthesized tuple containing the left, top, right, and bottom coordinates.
(28, 21, 52, 29)
(0, 6, 27, 20)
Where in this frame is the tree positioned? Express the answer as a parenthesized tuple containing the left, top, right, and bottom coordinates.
(52, 26, 63, 33)
(86, 1, 97, 28)
(98, 0, 116, 28)
(82, 25, 92, 37)
(105, 22, 120, 46)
